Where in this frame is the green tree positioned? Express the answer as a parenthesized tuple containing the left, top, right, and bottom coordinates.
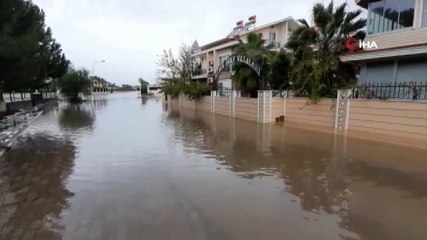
(139, 78, 149, 94)
(286, 1, 366, 101)
(138, 78, 149, 87)
(0, 0, 69, 93)
(58, 69, 91, 102)
(232, 33, 270, 97)
(157, 42, 210, 100)
(36, 27, 70, 88)
(156, 44, 194, 83)
(268, 51, 291, 90)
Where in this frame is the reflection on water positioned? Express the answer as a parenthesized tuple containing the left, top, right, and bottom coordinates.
(59, 104, 95, 132)
(0, 135, 75, 239)
(166, 107, 427, 240)
(1, 93, 427, 240)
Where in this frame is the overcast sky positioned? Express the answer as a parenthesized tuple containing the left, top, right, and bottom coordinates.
(33, 0, 363, 85)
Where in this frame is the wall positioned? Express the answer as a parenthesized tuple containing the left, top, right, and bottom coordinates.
(168, 92, 427, 147)
(218, 79, 232, 89)
(195, 96, 211, 112)
(241, 22, 288, 48)
(285, 98, 336, 128)
(181, 96, 196, 109)
(365, 27, 427, 51)
(6, 101, 33, 112)
(349, 100, 427, 140)
(235, 98, 258, 122)
(215, 97, 230, 116)
(5, 98, 58, 112)
(271, 98, 285, 122)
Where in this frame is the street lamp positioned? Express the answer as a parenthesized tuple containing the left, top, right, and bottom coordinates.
(91, 60, 106, 77)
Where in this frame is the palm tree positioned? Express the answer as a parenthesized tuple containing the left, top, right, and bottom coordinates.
(232, 33, 270, 97)
(287, 1, 366, 101)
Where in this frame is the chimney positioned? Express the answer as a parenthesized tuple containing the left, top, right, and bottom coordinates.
(248, 15, 256, 24)
(244, 15, 257, 31)
(234, 20, 244, 30)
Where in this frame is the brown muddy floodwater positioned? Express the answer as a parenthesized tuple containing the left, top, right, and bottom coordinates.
(1, 93, 427, 240)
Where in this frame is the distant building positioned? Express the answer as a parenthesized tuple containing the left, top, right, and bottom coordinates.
(91, 77, 114, 93)
(192, 16, 299, 89)
(341, 0, 427, 84)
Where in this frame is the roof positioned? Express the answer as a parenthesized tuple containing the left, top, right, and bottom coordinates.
(200, 38, 236, 51)
(241, 17, 298, 36)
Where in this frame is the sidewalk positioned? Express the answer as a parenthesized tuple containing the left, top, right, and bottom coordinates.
(0, 110, 43, 156)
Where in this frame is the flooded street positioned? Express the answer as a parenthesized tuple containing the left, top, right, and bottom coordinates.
(1, 93, 427, 240)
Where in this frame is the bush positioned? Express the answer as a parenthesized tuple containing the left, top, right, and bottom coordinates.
(161, 81, 211, 100)
(182, 84, 211, 100)
(58, 69, 91, 102)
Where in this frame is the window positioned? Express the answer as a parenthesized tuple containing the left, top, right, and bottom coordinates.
(368, 0, 415, 34)
(363, 61, 395, 84)
(423, 0, 427, 27)
(399, 0, 416, 27)
(384, 0, 399, 31)
(268, 30, 276, 44)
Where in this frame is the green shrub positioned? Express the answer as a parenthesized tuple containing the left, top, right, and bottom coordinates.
(161, 82, 211, 100)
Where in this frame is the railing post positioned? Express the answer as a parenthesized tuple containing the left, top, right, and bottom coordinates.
(335, 89, 352, 130)
(282, 91, 288, 118)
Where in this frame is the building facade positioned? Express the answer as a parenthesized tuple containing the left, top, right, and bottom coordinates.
(341, 0, 427, 84)
(192, 17, 299, 89)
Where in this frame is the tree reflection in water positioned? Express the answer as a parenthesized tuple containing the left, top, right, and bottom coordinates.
(58, 104, 95, 131)
(166, 108, 427, 240)
(0, 135, 76, 239)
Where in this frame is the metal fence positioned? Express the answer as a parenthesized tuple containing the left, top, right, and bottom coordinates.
(0, 92, 57, 103)
(192, 69, 207, 76)
(218, 87, 231, 97)
(272, 90, 291, 98)
(352, 82, 427, 101)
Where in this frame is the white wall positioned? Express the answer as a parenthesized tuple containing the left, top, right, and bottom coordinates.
(219, 79, 232, 89)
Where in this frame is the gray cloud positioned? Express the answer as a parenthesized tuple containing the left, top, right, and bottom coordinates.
(33, 0, 364, 85)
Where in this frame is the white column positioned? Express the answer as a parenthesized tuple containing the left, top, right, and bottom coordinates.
(257, 90, 273, 123)
(414, 0, 423, 28)
(335, 89, 352, 130)
(230, 90, 238, 117)
(210, 90, 216, 113)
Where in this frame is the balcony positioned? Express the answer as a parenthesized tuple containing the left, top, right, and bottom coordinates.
(192, 68, 208, 78)
(265, 41, 282, 50)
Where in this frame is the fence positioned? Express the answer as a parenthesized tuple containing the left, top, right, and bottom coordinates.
(0, 92, 57, 103)
(352, 82, 427, 101)
(218, 86, 231, 97)
(167, 88, 427, 148)
(272, 90, 290, 98)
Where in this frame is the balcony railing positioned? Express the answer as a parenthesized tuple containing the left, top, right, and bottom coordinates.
(192, 69, 207, 77)
(265, 41, 282, 49)
(217, 86, 231, 97)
